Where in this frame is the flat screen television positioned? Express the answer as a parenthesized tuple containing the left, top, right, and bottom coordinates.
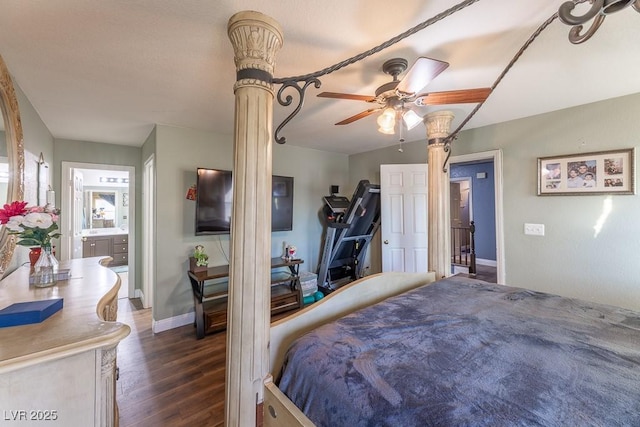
(195, 167, 294, 235)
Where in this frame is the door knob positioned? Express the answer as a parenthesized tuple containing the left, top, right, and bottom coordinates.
(384, 240, 389, 244)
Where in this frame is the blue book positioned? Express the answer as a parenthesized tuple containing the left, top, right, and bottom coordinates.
(0, 298, 64, 328)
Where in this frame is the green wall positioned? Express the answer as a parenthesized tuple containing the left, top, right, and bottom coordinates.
(349, 92, 640, 311)
(151, 124, 349, 322)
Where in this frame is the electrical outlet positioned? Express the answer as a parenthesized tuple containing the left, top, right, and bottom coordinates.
(524, 223, 545, 236)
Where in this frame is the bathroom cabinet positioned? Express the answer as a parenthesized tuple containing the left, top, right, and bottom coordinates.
(83, 234, 128, 266)
(82, 235, 112, 258)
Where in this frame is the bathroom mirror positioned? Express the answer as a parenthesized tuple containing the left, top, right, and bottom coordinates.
(0, 53, 25, 275)
(89, 190, 117, 228)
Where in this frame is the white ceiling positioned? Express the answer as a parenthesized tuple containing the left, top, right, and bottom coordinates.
(0, 1, 639, 155)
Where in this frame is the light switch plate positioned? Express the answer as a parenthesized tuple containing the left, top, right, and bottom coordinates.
(524, 223, 545, 236)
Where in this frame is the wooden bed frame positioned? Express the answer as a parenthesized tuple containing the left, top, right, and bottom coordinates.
(263, 271, 437, 427)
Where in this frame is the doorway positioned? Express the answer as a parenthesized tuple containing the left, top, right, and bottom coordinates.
(60, 161, 135, 298)
(450, 150, 504, 284)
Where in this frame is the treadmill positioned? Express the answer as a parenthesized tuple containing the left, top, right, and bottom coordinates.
(317, 180, 381, 292)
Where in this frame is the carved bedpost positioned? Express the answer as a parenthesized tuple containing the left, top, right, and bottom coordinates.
(227, 11, 283, 427)
(424, 111, 454, 279)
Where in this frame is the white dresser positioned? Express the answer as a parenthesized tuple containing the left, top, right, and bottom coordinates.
(0, 257, 131, 426)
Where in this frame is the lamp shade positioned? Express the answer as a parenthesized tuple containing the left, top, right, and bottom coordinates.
(378, 125, 395, 135)
(377, 107, 396, 134)
(402, 109, 422, 130)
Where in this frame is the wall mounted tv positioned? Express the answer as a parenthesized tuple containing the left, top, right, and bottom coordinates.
(195, 167, 294, 235)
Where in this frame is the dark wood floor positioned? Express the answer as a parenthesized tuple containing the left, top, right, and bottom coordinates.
(116, 299, 226, 427)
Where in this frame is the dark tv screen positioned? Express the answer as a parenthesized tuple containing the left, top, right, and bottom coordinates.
(195, 168, 293, 235)
(271, 175, 294, 232)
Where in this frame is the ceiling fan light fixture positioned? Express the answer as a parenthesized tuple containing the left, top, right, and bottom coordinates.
(378, 125, 395, 135)
(376, 107, 396, 134)
(402, 109, 422, 131)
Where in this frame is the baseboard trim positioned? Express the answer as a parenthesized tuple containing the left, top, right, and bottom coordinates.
(152, 312, 195, 334)
(476, 258, 497, 267)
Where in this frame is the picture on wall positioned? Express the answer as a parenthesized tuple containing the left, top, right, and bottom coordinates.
(538, 148, 635, 195)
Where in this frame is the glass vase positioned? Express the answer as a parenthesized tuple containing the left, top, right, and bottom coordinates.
(32, 245, 59, 288)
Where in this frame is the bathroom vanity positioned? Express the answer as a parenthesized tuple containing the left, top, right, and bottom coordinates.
(82, 231, 129, 266)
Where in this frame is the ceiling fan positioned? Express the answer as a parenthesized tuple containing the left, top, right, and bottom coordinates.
(317, 57, 492, 135)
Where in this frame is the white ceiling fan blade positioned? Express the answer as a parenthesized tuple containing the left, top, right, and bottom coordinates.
(396, 57, 449, 96)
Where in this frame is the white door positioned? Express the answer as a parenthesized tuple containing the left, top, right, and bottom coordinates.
(61, 167, 84, 261)
(380, 164, 428, 272)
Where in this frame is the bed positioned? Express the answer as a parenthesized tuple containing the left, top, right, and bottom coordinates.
(264, 273, 640, 426)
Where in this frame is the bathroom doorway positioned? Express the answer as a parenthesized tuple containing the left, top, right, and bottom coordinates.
(60, 161, 135, 299)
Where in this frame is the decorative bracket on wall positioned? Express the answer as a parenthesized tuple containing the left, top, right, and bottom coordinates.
(37, 152, 50, 206)
(272, 78, 321, 145)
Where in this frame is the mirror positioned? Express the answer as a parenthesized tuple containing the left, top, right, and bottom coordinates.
(89, 190, 117, 229)
(0, 53, 25, 275)
(78, 169, 129, 234)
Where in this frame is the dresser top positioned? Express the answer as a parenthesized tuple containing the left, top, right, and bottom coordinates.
(0, 257, 130, 373)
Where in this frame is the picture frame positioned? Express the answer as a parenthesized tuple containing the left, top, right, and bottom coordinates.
(538, 148, 635, 195)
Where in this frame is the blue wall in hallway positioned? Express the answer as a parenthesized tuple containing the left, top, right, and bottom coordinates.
(450, 161, 496, 261)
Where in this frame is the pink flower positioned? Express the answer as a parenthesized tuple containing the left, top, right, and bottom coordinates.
(0, 201, 61, 247)
(0, 201, 28, 224)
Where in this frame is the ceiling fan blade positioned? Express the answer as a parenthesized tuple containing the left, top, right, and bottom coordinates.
(335, 108, 381, 125)
(414, 88, 492, 106)
(317, 92, 376, 102)
(396, 57, 449, 96)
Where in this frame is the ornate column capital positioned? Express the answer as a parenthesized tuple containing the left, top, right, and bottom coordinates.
(228, 11, 284, 92)
(424, 110, 455, 145)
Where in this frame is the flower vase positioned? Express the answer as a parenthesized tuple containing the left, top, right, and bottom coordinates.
(32, 245, 59, 287)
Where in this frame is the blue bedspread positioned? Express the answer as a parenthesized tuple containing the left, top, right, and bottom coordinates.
(277, 276, 640, 426)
